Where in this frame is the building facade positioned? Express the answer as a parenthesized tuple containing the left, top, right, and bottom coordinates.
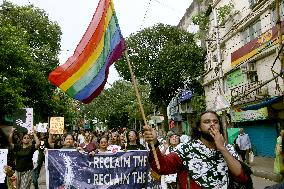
(168, 90, 194, 135)
(180, 0, 284, 157)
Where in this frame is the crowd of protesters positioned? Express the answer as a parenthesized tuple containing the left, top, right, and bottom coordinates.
(0, 110, 256, 189)
(0, 124, 159, 189)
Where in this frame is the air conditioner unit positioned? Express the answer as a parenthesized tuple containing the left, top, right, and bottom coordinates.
(247, 62, 257, 72)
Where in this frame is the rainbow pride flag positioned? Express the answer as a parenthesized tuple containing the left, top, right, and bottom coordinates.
(48, 0, 126, 104)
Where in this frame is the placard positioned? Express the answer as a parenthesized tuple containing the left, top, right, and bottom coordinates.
(49, 117, 64, 134)
(0, 149, 8, 183)
(13, 108, 33, 133)
(36, 122, 48, 133)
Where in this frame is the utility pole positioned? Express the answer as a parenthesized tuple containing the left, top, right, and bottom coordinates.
(213, 8, 228, 142)
(276, 0, 284, 78)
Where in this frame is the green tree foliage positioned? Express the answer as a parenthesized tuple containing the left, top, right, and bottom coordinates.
(84, 80, 154, 130)
(192, 3, 234, 36)
(115, 24, 205, 128)
(191, 95, 206, 117)
(217, 3, 234, 26)
(0, 1, 77, 124)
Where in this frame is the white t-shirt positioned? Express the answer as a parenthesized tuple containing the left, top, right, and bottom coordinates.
(236, 133, 251, 150)
(180, 135, 191, 144)
(78, 134, 85, 144)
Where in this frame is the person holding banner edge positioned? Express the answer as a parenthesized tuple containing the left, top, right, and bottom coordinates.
(144, 110, 253, 189)
(95, 135, 111, 153)
(8, 126, 40, 189)
(48, 133, 76, 149)
(121, 129, 146, 151)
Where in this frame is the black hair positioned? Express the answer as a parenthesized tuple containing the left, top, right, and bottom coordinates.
(191, 110, 223, 140)
(97, 135, 109, 144)
(167, 132, 180, 145)
(63, 134, 75, 141)
(126, 129, 140, 145)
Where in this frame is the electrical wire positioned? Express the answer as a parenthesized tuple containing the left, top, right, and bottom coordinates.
(152, 0, 182, 13)
(139, 0, 153, 31)
(201, 2, 284, 90)
(205, 9, 284, 55)
(191, 0, 284, 55)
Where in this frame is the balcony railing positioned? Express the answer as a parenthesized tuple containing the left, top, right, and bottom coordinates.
(230, 80, 268, 105)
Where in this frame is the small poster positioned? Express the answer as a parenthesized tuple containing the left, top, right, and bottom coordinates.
(36, 122, 48, 133)
(49, 117, 64, 134)
(13, 108, 33, 133)
(0, 149, 8, 183)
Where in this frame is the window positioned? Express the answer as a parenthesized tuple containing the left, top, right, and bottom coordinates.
(241, 19, 261, 44)
(270, 1, 284, 26)
(248, 0, 264, 8)
(242, 29, 250, 44)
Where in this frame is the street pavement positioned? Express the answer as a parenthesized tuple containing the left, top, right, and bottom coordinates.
(250, 156, 284, 182)
(30, 156, 281, 189)
(253, 175, 278, 189)
(30, 165, 46, 189)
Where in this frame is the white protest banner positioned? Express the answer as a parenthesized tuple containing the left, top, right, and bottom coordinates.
(13, 108, 33, 133)
(47, 150, 161, 188)
(49, 117, 64, 134)
(36, 123, 48, 133)
(0, 149, 8, 183)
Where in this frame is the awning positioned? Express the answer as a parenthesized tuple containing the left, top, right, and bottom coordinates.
(177, 90, 193, 103)
(241, 96, 283, 111)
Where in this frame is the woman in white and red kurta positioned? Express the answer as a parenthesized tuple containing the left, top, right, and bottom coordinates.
(145, 111, 253, 189)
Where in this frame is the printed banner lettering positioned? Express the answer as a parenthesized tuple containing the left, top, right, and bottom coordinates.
(49, 117, 64, 134)
(47, 150, 161, 189)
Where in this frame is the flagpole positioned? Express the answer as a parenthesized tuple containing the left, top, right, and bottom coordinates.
(124, 50, 160, 170)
